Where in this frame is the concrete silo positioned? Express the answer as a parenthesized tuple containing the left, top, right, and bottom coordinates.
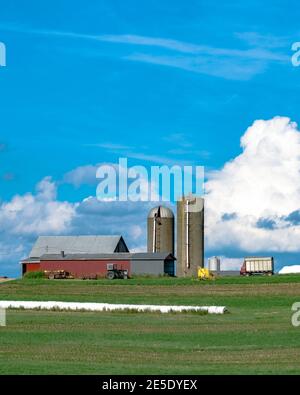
(147, 206, 174, 255)
(176, 195, 204, 277)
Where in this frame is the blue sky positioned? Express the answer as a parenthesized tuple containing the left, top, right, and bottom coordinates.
(1, 0, 300, 276)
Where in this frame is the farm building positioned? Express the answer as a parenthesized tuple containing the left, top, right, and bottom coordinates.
(131, 253, 175, 276)
(21, 235, 175, 278)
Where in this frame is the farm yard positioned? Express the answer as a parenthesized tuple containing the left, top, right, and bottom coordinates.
(1, 275, 300, 375)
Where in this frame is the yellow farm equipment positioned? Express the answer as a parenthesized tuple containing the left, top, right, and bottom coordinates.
(197, 267, 215, 280)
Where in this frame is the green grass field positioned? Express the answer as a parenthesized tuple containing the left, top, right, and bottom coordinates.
(1, 275, 300, 374)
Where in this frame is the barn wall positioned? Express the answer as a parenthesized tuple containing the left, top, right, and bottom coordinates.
(40, 260, 130, 278)
(131, 259, 164, 275)
(24, 263, 41, 273)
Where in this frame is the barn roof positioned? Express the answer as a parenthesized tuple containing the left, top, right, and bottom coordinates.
(131, 253, 176, 261)
(28, 235, 129, 258)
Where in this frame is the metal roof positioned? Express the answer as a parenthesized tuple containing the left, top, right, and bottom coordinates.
(148, 206, 174, 219)
(131, 253, 176, 260)
(244, 256, 273, 260)
(21, 257, 41, 263)
(29, 235, 128, 258)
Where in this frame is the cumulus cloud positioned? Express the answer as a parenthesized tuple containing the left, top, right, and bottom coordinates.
(0, 177, 76, 276)
(71, 196, 154, 246)
(0, 177, 75, 236)
(62, 164, 99, 187)
(205, 116, 300, 254)
(0, 178, 157, 276)
(219, 257, 243, 271)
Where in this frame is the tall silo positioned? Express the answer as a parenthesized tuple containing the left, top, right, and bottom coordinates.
(176, 195, 204, 277)
(147, 206, 174, 255)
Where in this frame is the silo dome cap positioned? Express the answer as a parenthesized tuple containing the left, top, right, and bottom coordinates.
(148, 206, 174, 218)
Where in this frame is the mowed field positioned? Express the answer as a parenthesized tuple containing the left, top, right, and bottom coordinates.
(1, 275, 300, 374)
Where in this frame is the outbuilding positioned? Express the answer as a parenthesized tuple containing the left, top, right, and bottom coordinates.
(131, 253, 175, 276)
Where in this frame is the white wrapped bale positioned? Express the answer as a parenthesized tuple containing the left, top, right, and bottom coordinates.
(0, 301, 228, 314)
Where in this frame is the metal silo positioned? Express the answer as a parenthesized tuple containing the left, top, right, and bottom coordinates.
(208, 256, 220, 272)
(176, 195, 204, 277)
(147, 206, 174, 255)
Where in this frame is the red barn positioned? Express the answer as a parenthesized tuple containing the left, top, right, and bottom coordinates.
(21, 235, 175, 278)
(21, 235, 129, 277)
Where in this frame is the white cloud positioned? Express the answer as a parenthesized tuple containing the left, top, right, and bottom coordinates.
(125, 53, 268, 81)
(0, 24, 288, 80)
(205, 116, 300, 253)
(72, 196, 153, 242)
(219, 257, 243, 271)
(129, 225, 143, 240)
(122, 150, 192, 166)
(130, 245, 147, 253)
(0, 25, 287, 61)
(0, 177, 76, 276)
(235, 32, 288, 49)
(63, 164, 99, 187)
(0, 177, 75, 235)
(98, 34, 201, 54)
(86, 143, 132, 150)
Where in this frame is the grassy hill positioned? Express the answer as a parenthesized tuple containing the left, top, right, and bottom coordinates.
(0, 275, 300, 374)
